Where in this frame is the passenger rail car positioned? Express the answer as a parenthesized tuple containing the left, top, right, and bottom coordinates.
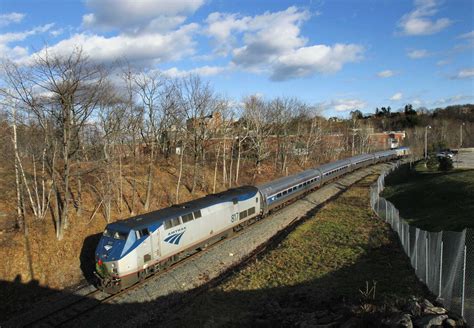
(95, 148, 409, 293)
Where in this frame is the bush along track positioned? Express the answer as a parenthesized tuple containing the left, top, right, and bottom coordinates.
(151, 174, 466, 327)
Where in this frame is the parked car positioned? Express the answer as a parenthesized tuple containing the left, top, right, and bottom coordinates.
(436, 150, 455, 159)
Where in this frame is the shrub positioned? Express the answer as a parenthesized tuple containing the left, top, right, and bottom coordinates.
(426, 156, 438, 170)
(438, 157, 453, 171)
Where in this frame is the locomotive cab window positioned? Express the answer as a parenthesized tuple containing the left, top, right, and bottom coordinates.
(182, 213, 194, 223)
(136, 228, 150, 239)
(165, 217, 181, 230)
(113, 231, 127, 240)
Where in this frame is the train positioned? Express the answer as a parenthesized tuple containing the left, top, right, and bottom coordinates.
(94, 147, 410, 293)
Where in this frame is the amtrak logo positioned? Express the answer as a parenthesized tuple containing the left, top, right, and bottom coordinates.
(164, 231, 185, 245)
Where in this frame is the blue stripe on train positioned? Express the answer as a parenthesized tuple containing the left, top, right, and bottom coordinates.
(164, 231, 185, 245)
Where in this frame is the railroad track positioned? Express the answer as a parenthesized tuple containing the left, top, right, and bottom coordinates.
(11, 209, 277, 327)
(5, 164, 393, 327)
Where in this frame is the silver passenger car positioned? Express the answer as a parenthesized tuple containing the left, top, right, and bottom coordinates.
(257, 168, 321, 214)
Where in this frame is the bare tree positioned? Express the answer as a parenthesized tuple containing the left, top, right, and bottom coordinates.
(175, 75, 220, 193)
(1, 47, 108, 239)
(242, 95, 274, 180)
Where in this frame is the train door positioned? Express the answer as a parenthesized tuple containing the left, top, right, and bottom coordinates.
(135, 228, 153, 269)
(231, 198, 239, 224)
(151, 229, 161, 260)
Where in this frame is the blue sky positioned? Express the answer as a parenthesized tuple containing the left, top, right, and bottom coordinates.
(0, 0, 473, 117)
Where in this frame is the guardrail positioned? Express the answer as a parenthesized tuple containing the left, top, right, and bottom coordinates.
(370, 162, 473, 325)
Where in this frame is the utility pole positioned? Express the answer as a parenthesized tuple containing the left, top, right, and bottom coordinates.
(424, 125, 431, 160)
(460, 122, 465, 148)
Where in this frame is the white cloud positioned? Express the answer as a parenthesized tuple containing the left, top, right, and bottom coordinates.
(398, 0, 451, 36)
(50, 28, 64, 37)
(390, 92, 403, 101)
(317, 99, 367, 112)
(271, 44, 364, 81)
(0, 12, 25, 27)
(457, 31, 474, 39)
(451, 68, 474, 80)
(433, 94, 472, 106)
(206, 7, 310, 59)
(412, 99, 423, 106)
(377, 70, 395, 78)
(82, 0, 204, 32)
(205, 7, 364, 81)
(437, 59, 450, 66)
(163, 65, 227, 77)
(407, 49, 429, 59)
(0, 23, 54, 60)
(29, 23, 198, 66)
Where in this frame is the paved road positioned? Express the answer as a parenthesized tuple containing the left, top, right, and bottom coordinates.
(455, 148, 474, 169)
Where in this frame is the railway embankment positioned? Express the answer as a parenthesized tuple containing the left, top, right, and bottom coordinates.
(146, 169, 437, 327)
(2, 163, 395, 327)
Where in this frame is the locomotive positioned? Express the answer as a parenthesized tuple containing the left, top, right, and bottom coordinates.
(95, 148, 410, 293)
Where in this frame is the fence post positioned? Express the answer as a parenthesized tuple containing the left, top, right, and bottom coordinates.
(385, 200, 388, 222)
(425, 236, 429, 283)
(438, 240, 443, 298)
(407, 226, 410, 257)
(461, 244, 467, 317)
(415, 230, 418, 273)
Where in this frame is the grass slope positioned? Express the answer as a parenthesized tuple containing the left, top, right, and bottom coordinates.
(157, 175, 428, 327)
(382, 163, 474, 231)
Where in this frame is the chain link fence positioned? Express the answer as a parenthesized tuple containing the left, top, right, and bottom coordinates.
(371, 162, 473, 325)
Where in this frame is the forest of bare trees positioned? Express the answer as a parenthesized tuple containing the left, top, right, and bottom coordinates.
(0, 47, 472, 286)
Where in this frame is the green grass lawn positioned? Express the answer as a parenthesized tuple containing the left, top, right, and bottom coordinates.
(382, 162, 474, 231)
(155, 175, 428, 327)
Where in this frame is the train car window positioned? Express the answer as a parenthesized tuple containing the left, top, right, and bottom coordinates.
(164, 220, 173, 230)
(240, 210, 247, 219)
(248, 207, 255, 215)
(233, 198, 238, 205)
(141, 228, 149, 236)
(283, 190, 287, 195)
(277, 193, 282, 198)
(193, 210, 202, 219)
(182, 213, 194, 223)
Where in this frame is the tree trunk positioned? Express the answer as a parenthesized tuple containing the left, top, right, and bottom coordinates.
(12, 106, 23, 230)
(235, 140, 241, 184)
(118, 149, 123, 212)
(222, 139, 227, 186)
(213, 143, 221, 193)
(144, 144, 155, 211)
(176, 145, 185, 203)
(228, 138, 234, 188)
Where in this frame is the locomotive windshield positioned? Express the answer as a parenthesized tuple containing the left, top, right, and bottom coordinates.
(103, 229, 128, 240)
